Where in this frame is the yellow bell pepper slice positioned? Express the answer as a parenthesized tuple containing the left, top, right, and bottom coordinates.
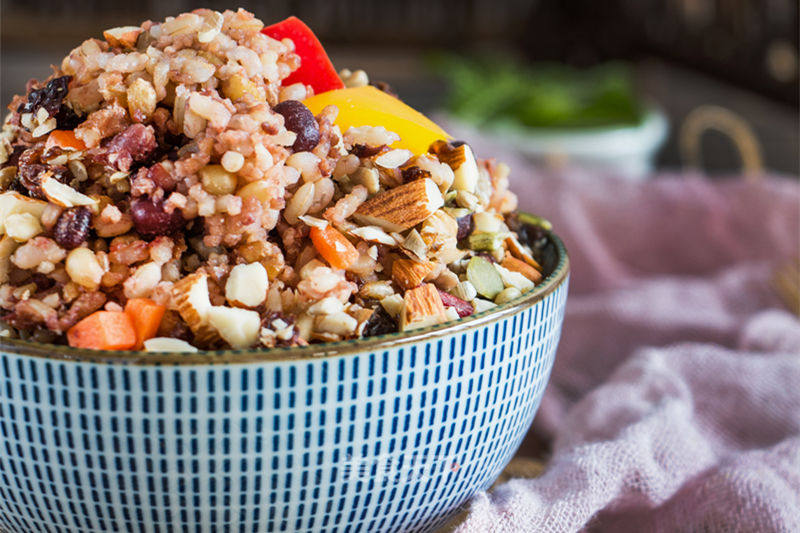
(303, 86, 450, 154)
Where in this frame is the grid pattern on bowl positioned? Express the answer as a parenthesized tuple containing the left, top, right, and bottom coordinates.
(0, 278, 567, 533)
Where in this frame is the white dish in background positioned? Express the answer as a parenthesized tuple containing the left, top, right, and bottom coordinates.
(472, 107, 669, 180)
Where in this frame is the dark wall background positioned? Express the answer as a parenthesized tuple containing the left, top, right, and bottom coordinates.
(1, 0, 798, 174)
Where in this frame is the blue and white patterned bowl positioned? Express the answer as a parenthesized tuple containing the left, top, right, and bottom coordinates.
(0, 234, 568, 533)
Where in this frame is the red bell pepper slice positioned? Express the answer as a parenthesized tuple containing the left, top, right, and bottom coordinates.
(262, 16, 344, 95)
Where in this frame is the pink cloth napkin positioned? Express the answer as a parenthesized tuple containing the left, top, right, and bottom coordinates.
(446, 126, 800, 533)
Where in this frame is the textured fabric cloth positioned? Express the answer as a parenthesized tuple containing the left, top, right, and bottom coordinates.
(445, 124, 800, 533)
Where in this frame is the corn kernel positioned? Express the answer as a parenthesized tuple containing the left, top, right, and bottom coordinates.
(237, 180, 272, 205)
(199, 165, 237, 195)
(222, 75, 264, 102)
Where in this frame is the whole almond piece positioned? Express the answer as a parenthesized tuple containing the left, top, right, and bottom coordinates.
(400, 283, 446, 331)
(392, 258, 436, 290)
(354, 178, 443, 232)
(103, 26, 142, 49)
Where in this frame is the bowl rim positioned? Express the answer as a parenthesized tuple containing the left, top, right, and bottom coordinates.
(0, 232, 569, 365)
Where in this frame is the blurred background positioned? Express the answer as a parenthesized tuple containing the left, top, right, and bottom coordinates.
(1, 0, 798, 176)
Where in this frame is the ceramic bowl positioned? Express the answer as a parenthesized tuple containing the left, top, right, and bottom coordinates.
(0, 233, 569, 533)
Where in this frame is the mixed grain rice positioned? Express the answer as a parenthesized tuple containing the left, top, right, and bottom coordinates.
(0, 8, 547, 351)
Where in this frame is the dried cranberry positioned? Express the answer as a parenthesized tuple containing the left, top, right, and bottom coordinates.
(456, 214, 473, 241)
(53, 207, 92, 249)
(273, 100, 320, 152)
(362, 306, 397, 337)
(131, 197, 185, 238)
(18, 76, 72, 117)
(401, 166, 431, 183)
(438, 289, 474, 318)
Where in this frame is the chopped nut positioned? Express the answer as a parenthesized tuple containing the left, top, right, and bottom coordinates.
(65, 247, 104, 290)
(225, 262, 268, 307)
(443, 306, 460, 321)
(501, 254, 542, 284)
(0, 192, 47, 235)
(354, 178, 443, 233)
(172, 272, 221, 346)
(472, 298, 497, 313)
(207, 306, 260, 348)
(429, 141, 479, 193)
(400, 283, 447, 331)
(359, 280, 395, 300)
(374, 149, 413, 169)
(495, 287, 522, 305)
(494, 264, 535, 292)
(307, 296, 344, 315)
(473, 211, 503, 233)
(451, 280, 477, 302)
(41, 175, 98, 208)
(103, 26, 142, 48)
(350, 167, 380, 195)
(392, 258, 436, 290)
(347, 225, 396, 246)
(5, 213, 42, 242)
(144, 337, 198, 352)
(315, 311, 358, 337)
(505, 235, 543, 271)
(400, 229, 428, 261)
(380, 294, 404, 319)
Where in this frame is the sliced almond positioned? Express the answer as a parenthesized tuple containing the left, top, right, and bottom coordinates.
(505, 235, 543, 271)
(144, 337, 198, 353)
(401, 283, 447, 331)
(347, 225, 397, 246)
(392, 258, 436, 290)
(297, 215, 329, 229)
(494, 264, 535, 292)
(206, 306, 260, 349)
(103, 26, 142, 49)
(41, 176, 98, 208)
(501, 254, 542, 284)
(374, 149, 413, 169)
(225, 263, 268, 308)
(428, 141, 479, 193)
(400, 229, 428, 261)
(172, 272, 221, 346)
(354, 178, 443, 233)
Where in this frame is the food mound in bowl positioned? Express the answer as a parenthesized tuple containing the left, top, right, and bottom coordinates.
(0, 9, 550, 352)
